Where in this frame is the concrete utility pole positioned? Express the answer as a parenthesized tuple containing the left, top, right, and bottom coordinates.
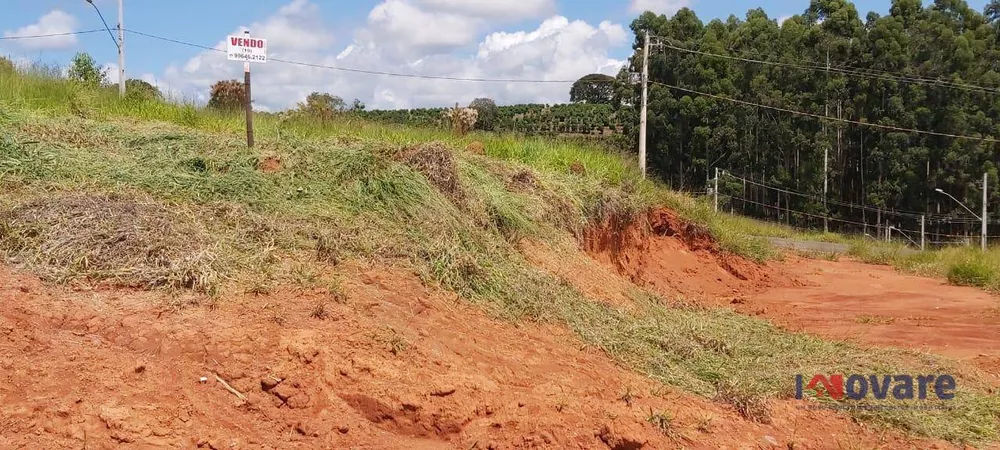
(823, 49, 830, 233)
(84, 0, 125, 97)
(714, 167, 719, 213)
(983, 173, 989, 252)
(118, 0, 125, 97)
(920, 215, 926, 251)
(639, 30, 650, 178)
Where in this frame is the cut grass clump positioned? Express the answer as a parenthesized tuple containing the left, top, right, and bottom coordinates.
(395, 142, 464, 202)
(715, 378, 773, 423)
(0, 192, 218, 292)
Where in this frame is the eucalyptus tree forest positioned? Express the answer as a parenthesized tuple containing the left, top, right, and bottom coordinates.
(619, 0, 1000, 232)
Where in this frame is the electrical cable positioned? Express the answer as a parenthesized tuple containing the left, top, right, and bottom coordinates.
(0, 29, 105, 40)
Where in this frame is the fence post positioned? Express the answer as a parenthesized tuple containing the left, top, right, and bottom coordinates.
(243, 30, 254, 149)
(920, 215, 925, 251)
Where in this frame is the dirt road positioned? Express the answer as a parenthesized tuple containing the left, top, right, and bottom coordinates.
(740, 256, 1000, 382)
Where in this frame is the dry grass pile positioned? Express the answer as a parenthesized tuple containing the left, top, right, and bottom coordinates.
(507, 169, 539, 192)
(0, 193, 218, 291)
(396, 142, 464, 201)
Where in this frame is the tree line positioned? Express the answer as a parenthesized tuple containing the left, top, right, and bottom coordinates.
(615, 0, 1000, 229)
(358, 101, 624, 136)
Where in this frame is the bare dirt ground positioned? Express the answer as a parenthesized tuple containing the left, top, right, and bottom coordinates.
(737, 256, 1000, 383)
(0, 262, 953, 450)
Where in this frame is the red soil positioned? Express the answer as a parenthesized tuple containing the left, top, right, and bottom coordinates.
(258, 156, 282, 174)
(583, 208, 789, 300)
(740, 256, 1000, 382)
(0, 264, 952, 449)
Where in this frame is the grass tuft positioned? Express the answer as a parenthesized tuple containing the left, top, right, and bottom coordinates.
(947, 259, 995, 287)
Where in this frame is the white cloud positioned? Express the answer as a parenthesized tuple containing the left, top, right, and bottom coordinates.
(3, 10, 80, 50)
(367, 0, 479, 55)
(629, 0, 690, 16)
(414, 0, 556, 20)
(778, 15, 793, 25)
(161, 1, 629, 111)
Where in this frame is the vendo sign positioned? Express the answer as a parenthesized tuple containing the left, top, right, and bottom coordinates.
(227, 35, 267, 63)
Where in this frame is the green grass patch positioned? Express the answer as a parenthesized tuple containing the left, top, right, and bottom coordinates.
(947, 259, 996, 288)
(845, 239, 1000, 291)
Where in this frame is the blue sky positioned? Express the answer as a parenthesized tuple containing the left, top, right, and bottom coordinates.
(2, 0, 991, 110)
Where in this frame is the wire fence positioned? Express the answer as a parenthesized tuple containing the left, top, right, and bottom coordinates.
(712, 169, 999, 249)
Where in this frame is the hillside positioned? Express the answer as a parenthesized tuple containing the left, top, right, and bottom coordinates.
(1, 68, 1000, 448)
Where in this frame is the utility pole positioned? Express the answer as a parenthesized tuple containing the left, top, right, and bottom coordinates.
(118, 0, 125, 97)
(244, 30, 255, 149)
(920, 215, 925, 251)
(714, 168, 719, 213)
(983, 173, 988, 252)
(639, 30, 650, 178)
(823, 49, 830, 233)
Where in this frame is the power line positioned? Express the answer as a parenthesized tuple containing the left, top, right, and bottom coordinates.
(125, 29, 576, 83)
(84, 0, 121, 50)
(722, 170, 1000, 223)
(651, 81, 1000, 144)
(0, 29, 105, 40)
(658, 39, 1000, 95)
(723, 194, 993, 239)
(723, 194, 920, 231)
(721, 170, 928, 218)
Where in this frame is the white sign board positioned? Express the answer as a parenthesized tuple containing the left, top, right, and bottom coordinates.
(227, 35, 267, 63)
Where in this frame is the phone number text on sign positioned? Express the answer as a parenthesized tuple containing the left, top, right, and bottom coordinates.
(227, 36, 267, 64)
(229, 52, 267, 63)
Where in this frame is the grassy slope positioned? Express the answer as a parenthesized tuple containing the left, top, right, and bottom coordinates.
(1, 71, 999, 444)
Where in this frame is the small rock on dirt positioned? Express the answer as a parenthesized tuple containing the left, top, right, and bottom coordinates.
(761, 435, 779, 447)
(430, 387, 456, 397)
(287, 392, 311, 409)
(596, 425, 645, 450)
(270, 383, 298, 402)
(260, 377, 280, 391)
